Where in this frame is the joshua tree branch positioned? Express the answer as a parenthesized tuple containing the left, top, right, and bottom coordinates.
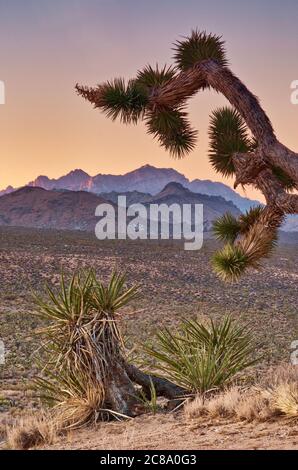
(151, 60, 298, 183)
(77, 30, 298, 280)
(125, 363, 187, 399)
(233, 152, 298, 213)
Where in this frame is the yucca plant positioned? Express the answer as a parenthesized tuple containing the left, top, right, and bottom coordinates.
(212, 244, 248, 283)
(142, 316, 258, 395)
(76, 78, 148, 124)
(146, 108, 197, 158)
(33, 270, 140, 428)
(136, 64, 176, 89)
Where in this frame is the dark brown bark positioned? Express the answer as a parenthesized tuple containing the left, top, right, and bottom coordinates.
(105, 362, 141, 417)
(125, 363, 187, 399)
(151, 59, 298, 184)
(104, 361, 186, 418)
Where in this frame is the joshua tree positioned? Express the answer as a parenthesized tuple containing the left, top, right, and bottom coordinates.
(77, 30, 298, 282)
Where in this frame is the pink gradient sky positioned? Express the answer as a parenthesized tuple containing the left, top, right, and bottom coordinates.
(0, 0, 297, 201)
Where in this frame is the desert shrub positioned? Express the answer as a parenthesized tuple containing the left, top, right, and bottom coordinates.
(265, 382, 298, 417)
(185, 364, 298, 422)
(143, 316, 258, 394)
(6, 412, 58, 450)
(33, 270, 139, 428)
(184, 387, 273, 422)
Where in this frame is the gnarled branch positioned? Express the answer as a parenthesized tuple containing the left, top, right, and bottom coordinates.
(77, 30, 298, 280)
(125, 363, 187, 399)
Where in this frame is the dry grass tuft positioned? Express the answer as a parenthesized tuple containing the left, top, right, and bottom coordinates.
(185, 365, 298, 424)
(234, 391, 273, 422)
(265, 383, 298, 417)
(6, 412, 59, 450)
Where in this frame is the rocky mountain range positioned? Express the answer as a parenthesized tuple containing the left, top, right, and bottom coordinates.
(1, 165, 297, 231)
(0, 186, 110, 231)
(0, 182, 240, 233)
(0, 165, 258, 212)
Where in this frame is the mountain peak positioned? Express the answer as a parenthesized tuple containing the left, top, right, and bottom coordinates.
(0, 165, 261, 213)
(161, 182, 189, 193)
(66, 169, 90, 177)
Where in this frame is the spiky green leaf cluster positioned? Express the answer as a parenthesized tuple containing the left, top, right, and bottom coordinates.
(136, 64, 176, 89)
(213, 206, 265, 244)
(213, 212, 241, 243)
(146, 108, 197, 158)
(209, 107, 253, 177)
(239, 205, 264, 231)
(142, 316, 258, 394)
(212, 206, 280, 282)
(212, 244, 249, 282)
(173, 30, 227, 72)
(95, 78, 149, 124)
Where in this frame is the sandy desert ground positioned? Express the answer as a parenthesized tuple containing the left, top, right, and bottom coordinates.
(0, 227, 297, 449)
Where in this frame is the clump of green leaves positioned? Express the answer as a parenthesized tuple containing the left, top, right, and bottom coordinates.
(212, 244, 249, 283)
(142, 316, 258, 394)
(77, 78, 148, 124)
(173, 30, 227, 72)
(212, 206, 280, 282)
(213, 206, 264, 244)
(209, 107, 254, 177)
(146, 108, 197, 159)
(136, 64, 176, 89)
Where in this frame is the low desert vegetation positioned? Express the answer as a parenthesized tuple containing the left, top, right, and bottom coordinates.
(6, 411, 59, 450)
(143, 316, 258, 394)
(0, 230, 297, 449)
(184, 364, 298, 423)
(33, 270, 140, 428)
(27, 270, 260, 431)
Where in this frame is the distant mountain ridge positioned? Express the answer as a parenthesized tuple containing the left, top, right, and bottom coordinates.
(1, 164, 297, 232)
(0, 186, 110, 231)
(0, 165, 259, 212)
(0, 183, 240, 232)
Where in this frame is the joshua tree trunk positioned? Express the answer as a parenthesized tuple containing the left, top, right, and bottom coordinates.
(105, 361, 186, 416)
(105, 362, 140, 416)
(125, 363, 186, 399)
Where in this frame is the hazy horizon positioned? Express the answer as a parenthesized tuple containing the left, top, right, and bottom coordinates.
(0, 163, 260, 201)
(1, 0, 298, 202)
